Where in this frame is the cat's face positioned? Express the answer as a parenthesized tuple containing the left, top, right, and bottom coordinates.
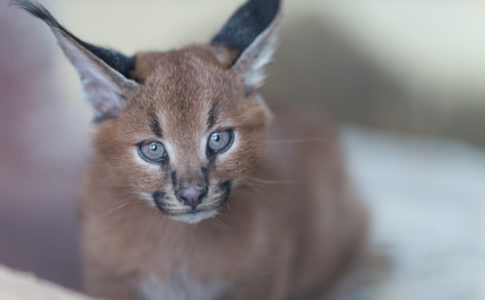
(92, 48, 271, 223)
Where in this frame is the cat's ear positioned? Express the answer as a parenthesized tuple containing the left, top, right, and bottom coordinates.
(10, 0, 139, 120)
(212, 0, 281, 91)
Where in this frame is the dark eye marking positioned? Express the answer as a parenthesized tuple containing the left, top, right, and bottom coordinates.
(207, 101, 219, 129)
(150, 115, 163, 138)
(202, 167, 210, 186)
(171, 170, 178, 188)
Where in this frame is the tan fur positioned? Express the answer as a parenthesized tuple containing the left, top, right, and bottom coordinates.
(80, 44, 368, 299)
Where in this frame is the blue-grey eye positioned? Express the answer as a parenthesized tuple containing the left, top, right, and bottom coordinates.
(138, 141, 167, 162)
(208, 130, 233, 154)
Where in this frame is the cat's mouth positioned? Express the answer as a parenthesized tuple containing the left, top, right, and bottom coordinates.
(170, 210, 218, 224)
(152, 182, 231, 224)
(155, 202, 224, 224)
(156, 203, 224, 216)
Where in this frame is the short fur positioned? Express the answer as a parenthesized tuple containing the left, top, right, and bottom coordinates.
(11, 0, 368, 299)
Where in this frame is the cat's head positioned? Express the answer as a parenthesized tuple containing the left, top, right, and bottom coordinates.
(11, 0, 281, 224)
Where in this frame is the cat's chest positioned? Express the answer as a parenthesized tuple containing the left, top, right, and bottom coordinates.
(139, 271, 227, 300)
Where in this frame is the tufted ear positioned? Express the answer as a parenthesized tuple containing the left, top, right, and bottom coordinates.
(212, 0, 281, 92)
(10, 0, 139, 120)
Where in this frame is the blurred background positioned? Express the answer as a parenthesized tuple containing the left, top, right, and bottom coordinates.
(1, 0, 484, 298)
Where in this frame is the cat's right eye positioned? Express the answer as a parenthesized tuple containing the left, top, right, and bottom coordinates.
(138, 141, 167, 163)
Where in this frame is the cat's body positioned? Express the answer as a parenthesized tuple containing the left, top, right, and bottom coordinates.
(11, 0, 367, 299)
(81, 98, 366, 300)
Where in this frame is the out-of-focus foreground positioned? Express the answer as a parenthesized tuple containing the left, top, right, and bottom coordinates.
(0, 265, 91, 300)
(0, 0, 484, 298)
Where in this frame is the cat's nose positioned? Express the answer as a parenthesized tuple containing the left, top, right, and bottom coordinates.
(177, 187, 206, 209)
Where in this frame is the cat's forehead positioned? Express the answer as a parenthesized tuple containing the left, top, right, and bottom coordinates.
(136, 48, 240, 109)
(125, 47, 245, 139)
(134, 46, 238, 88)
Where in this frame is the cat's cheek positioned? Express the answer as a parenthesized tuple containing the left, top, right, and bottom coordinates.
(137, 191, 158, 208)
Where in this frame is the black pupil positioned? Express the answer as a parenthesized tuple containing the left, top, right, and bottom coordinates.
(150, 143, 158, 152)
(212, 134, 221, 143)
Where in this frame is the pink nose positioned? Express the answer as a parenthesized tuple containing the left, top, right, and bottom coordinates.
(177, 187, 206, 209)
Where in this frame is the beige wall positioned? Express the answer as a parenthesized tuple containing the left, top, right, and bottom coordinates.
(46, 0, 485, 97)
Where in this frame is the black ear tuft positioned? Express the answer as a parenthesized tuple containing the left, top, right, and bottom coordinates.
(211, 0, 280, 52)
(9, 0, 136, 81)
(9, 0, 60, 28)
(211, 0, 281, 90)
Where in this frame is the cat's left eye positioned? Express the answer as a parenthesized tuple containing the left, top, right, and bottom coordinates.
(138, 141, 167, 163)
(208, 130, 233, 155)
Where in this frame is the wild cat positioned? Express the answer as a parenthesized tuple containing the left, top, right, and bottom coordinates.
(11, 0, 367, 299)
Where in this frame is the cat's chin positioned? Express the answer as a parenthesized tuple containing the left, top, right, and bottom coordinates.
(170, 210, 218, 224)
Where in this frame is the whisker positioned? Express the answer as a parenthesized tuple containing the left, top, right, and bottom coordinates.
(96, 200, 138, 221)
(244, 182, 274, 206)
(268, 138, 329, 144)
(213, 215, 231, 231)
(225, 201, 231, 211)
(246, 176, 299, 185)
